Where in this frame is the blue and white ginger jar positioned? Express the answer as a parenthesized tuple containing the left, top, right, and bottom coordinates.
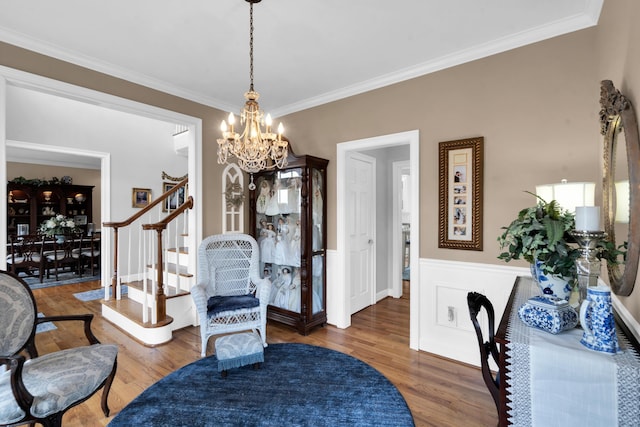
(531, 260, 572, 301)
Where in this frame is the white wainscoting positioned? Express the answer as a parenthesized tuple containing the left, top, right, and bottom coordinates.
(326, 249, 340, 327)
(420, 258, 528, 367)
(326, 254, 640, 367)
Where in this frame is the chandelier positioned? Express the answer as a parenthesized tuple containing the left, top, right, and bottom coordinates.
(217, 0, 288, 174)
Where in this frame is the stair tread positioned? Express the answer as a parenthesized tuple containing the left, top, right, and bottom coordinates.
(125, 279, 191, 298)
(102, 296, 174, 328)
(146, 262, 193, 277)
(167, 246, 188, 254)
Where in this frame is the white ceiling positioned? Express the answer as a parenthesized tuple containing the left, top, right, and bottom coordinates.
(0, 0, 603, 118)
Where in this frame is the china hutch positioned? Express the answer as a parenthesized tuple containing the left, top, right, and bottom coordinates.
(249, 153, 328, 335)
(7, 182, 94, 240)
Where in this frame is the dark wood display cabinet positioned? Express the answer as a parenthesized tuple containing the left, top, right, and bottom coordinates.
(249, 153, 329, 335)
(7, 183, 94, 239)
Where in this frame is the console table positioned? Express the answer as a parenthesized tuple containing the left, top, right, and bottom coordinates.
(495, 276, 640, 426)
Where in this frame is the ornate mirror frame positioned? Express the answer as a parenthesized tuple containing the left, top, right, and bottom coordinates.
(600, 80, 640, 296)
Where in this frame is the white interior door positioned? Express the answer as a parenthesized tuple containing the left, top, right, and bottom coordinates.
(348, 151, 376, 314)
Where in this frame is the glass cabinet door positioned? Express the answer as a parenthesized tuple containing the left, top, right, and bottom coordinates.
(255, 168, 303, 313)
(311, 167, 325, 315)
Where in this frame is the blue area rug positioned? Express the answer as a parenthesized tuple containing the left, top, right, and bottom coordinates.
(403, 266, 410, 281)
(109, 343, 414, 427)
(22, 271, 101, 290)
(73, 285, 128, 302)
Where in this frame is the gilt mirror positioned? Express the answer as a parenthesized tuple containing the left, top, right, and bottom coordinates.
(600, 80, 640, 296)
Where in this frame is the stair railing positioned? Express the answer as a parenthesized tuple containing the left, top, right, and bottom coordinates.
(142, 195, 193, 323)
(103, 177, 192, 324)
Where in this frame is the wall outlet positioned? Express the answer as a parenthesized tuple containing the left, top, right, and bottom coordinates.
(447, 306, 457, 326)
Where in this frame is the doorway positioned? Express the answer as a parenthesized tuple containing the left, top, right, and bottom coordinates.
(336, 130, 420, 349)
(0, 65, 203, 276)
(392, 160, 411, 299)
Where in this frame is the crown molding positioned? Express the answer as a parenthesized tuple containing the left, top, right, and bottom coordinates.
(0, 1, 602, 117)
(0, 28, 236, 113)
(272, 2, 603, 117)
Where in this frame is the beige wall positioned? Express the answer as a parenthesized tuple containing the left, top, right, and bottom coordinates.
(7, 162, 101, 226)
(2, 0, 640, 319)
(281, 28, 601, 260)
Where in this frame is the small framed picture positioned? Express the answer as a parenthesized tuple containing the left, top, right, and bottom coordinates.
(132, 188, 152, 208)
(438, 136, 484, 250)
(163, 182, 186, 211)
(74, 215, 88, 226)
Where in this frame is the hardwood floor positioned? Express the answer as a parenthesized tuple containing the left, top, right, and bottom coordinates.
(29, 280, 498, 427)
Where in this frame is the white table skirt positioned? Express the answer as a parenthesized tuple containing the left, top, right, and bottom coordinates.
(506, 278, 640, 426)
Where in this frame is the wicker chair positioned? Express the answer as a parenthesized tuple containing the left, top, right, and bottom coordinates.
(191, 234, 271, 357)
(0, 270, 118, 427)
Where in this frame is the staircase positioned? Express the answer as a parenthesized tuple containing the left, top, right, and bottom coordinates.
(101, 178, 197, 346)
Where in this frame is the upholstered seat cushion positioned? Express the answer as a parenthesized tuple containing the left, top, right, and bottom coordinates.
(215, 332, 264, 373)
(72, 248, 100, 257)
(7, 254, 42, 263)
(43, 250, 80, 261)
(0, 344, 118, 425)
(207, 294, 259, 317)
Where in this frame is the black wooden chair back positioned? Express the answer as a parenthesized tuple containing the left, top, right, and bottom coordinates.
(7, 234, 45, 283)
(467, 291, 500, 413)
(79, 231, 101, 276)
(44, 232, 84, 279)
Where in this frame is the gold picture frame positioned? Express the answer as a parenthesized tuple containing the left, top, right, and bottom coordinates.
(132, 188, 152, 208)
(438, 136, 484, 250)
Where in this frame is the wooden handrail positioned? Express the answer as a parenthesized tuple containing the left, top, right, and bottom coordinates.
(142, 196, 194, 231)
(141, 195, 194, 322)
(103, 177, 188, 229)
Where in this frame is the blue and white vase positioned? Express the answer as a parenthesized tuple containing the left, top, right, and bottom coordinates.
(531, 260, 572, 301)
(580, 286, 620, 353)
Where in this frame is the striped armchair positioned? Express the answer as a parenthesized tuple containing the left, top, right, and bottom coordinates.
(0, 270, 118, 427)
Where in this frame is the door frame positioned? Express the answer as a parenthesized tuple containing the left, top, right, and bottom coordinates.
(0, 65, 203, 278)
(336, 130, 420, 349)
(391, 160, 410, 299)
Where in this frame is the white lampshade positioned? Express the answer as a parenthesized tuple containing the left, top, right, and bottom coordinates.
(615, 180, 630, 223)
(535, 179, 595, 213)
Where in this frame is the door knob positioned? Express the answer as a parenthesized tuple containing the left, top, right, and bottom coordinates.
(368, 239, 374, 244)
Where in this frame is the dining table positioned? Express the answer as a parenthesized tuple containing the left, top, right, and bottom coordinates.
(6, 233, 101, 277)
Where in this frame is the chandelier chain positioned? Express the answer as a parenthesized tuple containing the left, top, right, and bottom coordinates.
(249, 2, 254, 92)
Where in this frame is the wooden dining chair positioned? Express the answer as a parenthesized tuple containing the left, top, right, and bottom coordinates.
(467, 291, 500, 414)
(76, 232, 101, 276)
(43, 232, 84, 280)
(6, 234, 46, 283)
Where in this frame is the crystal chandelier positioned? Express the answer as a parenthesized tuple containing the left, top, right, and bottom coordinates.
(217, 0, 288, 174)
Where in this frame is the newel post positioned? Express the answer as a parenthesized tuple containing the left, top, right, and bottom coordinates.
(111, 227, 119, 297)
(155, 228, 166, 321)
